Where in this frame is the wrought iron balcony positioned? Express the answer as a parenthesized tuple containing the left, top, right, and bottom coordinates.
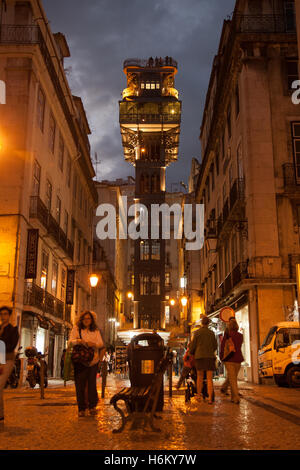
(119, 113, 181, 125)
(24, 282, 68, 321)
(219, 262, 249, 298)
(123, 57, 178, 69)
(29, 196, 74, 260)
(236, 14, 296, 34)
(283, 163, 300, 189)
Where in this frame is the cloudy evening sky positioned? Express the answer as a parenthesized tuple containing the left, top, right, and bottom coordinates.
(43, 0, 236, 189)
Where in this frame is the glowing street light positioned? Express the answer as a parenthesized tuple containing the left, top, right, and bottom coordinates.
(181, 296, 188, 307)
(170, 299, 176, 306)
(127, 291, 134, 299)
(89, 274, 99, 288)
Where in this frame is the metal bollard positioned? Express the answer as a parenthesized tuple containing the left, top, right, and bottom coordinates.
(101, 361, 108, 399)
(168, 362, 173, 397)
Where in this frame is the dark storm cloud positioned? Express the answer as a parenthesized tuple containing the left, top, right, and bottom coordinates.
(43, 0, 236, 187)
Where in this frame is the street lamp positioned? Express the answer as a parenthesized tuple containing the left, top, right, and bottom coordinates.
(89, 274, 99, 288)
(170, 298, 176, 306)
(127, 291, 134, 299)
(181, 296, 188, 307)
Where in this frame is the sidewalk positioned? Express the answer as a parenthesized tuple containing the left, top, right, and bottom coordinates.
(1, 373, 299, 450)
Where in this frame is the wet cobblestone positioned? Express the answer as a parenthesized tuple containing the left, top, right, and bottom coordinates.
(0, 376, 299, 450)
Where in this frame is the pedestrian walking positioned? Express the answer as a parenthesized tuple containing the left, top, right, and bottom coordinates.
(176, 343, 195, 389)
(0, 306, 19, 424)
(220, 318, 244, 404)
(70, 311, 105, 417)
(189, 316, 217, 404)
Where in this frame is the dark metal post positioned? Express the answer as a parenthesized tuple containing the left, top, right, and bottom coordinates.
(168, 361, 172, 397)
(40, 357, 45, 399)
(101, 361, 108, 399)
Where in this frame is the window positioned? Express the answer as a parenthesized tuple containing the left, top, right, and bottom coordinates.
(77, 235, 81, 262)
(41, 251, 49, 290)
(32, 160, 41, 196)
(291, 122, 300, 180)
(151, 275, 160, 295)
(206, 176, 210, 202)
(55, 196, 61, 225)
(227, 106, 232, 139)
(151, 240, 160, 260)
(216, 152, 219, 176)
(64, 210, 69, 236)
(73, 173, 77, 200)
(48, 113, 56, 153)
(51, 260, 58, 296)
(66, 155, 71, 187)
(165, 272, 170, 286)
(58, 135, 64, 172)
(235, 84, 240, 117)
(140, 240, 150, 261)
(229, 164, 233, 187)
(37, 87, 45, 132)
(286, 60, 299, 91)
(45, 180, 52, 211)
(210, 164, 215, 192)
(284, 1, 296, 32)
(61, 268, 66, 301)
(231, 233, 237, 268)
(140, 274, 150, 295)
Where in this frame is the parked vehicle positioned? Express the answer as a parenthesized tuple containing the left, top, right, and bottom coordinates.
(5, 346, 22, 389)
(258, 321, 300, 387)
(25, 346, 48, 389)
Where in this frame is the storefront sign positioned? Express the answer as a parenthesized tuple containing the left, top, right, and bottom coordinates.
(25, 229, 39, 279)
(220, 306, 235, 323)
(66, 270, 75, 305)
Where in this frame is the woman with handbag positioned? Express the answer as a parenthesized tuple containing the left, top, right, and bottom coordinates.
(0, 306, 19, 424)
(69, 311, 104, 417)
(220, 318, 244, 404)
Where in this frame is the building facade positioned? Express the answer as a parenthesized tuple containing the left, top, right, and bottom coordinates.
(0, 0, 97, 377)
(119, 57, 181, 330)
(195, 0, 300, 383)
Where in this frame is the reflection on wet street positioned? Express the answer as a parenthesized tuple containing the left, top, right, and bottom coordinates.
(1, 375, 299, 450)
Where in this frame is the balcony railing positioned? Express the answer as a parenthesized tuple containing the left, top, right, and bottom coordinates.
(283, 163, 300, 188)
(217, 179, 245, 236)
(219, 262, 249, 298)
(236, 14, 296, 34)
(24, 282, 69, 321)
(29, 196, 74, 260)
(120, 113, 181, 125)
(123, 58, 178, 69)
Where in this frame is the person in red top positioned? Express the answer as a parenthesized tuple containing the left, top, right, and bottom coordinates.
(176, 344, 195, 389)
(220, 318, 244, 404)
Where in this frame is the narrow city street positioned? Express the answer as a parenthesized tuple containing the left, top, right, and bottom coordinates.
(1, 377, 299, 451)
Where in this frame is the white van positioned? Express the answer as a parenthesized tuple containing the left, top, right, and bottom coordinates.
(258, 322, 300, 387)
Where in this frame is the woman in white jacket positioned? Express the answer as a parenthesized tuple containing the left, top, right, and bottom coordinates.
(69, 311, 104, 417)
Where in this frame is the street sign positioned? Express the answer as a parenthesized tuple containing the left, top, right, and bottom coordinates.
(25, 229, 39, 279)
(219, 307, 235, 323)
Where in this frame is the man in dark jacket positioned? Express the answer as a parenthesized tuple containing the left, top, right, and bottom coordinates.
(0, 306, 19, 422)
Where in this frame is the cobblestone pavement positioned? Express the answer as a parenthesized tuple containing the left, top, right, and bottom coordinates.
(0, 375, 299, 450)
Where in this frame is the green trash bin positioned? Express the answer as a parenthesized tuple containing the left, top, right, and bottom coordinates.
(127, 333, 165, 411)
